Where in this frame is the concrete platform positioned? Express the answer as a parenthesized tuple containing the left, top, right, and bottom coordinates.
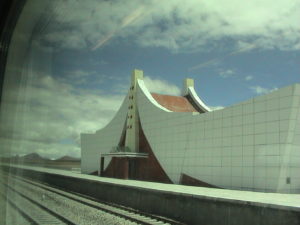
(1, 164, 300, 225)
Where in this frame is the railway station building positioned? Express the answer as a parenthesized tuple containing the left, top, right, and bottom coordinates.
(81, 70, 300, 193)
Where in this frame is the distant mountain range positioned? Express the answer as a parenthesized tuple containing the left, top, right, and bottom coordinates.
(0, 153, 80, 163)
(22, 153, 47, 161)
(55, 155, 80, 162)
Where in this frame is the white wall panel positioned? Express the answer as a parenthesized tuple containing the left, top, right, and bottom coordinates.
(137, 82, 299, 192)
(81, 80, 299, 193)
(81, 94, 129, 174)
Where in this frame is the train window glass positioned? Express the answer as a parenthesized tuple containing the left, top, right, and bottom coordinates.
(1, 0, 299, 224)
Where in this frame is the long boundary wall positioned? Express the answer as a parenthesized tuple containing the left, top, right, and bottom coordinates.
(137, 81, 300, 193)
(2, 165, 299, 225)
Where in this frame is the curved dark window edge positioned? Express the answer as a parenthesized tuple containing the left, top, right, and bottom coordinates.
(0, 0, 26, 104)
(0, 1, 26, 224)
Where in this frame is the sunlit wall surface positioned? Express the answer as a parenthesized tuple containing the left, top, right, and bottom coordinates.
(81, 77, 300, 193)
(138, 82, 300, 193)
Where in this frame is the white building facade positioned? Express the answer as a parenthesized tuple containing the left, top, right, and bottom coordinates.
(81, 70, 300, 193)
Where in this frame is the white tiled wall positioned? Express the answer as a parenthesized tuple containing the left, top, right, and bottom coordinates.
(80, 82, 299, 193)
(137, 82, 300, 193)
(81, 94, 129, 174)
(288, 89, 300, 193)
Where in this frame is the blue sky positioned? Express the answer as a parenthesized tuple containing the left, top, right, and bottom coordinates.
(54, 40, 299, 106)
(1, 0, 299, 158)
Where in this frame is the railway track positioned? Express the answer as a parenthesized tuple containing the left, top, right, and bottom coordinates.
(0, 183, 74, 225)
(0, 172, 184, 225)
(0, 193, 32, 225)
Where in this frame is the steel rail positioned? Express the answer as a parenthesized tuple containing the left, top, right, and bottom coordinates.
(9, 173, 184, 225)
(0, 181, 76, 225)
(0, 191, 39, 225)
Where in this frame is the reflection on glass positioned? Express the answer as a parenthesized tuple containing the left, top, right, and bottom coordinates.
(0, 0, 299, 224)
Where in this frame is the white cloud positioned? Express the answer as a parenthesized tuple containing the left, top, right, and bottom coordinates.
(189, 58, 221, 71)
(68, 70, 93, 78)
(209, 105, 225, 111)
(0, 74, 125, 158)
(0, 72, 182, 158)
(143, 76, 181, 95)
(250, 85, 278, 95)
(245, 75, 253, 81)
(62, 70, 126, 86)
(63, 70, 98, 85)
(219, 69, 236, 78)
(37, 0, 300, 52)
